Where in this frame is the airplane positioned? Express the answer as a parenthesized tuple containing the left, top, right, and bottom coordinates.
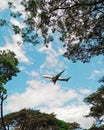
(43, 70, 71, 84)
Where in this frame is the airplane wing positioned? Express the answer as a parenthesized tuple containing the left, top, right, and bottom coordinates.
(58, 77, 71, 81)
(43, 76, 53, 79)
(43, 75, 56, 84)
(55, 70, 65, 79)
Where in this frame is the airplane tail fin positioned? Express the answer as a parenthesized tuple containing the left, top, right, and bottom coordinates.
(66, 77, 71, 82)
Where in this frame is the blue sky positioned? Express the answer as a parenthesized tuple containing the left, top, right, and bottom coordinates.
(0, 1, 104, 129)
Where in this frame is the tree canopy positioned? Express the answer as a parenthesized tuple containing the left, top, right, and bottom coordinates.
(84, 85, 104, 125)
(0, 108, 80, 130)
(0, 50, 20, 130)
(88, 125, 104, 130)
(84, 76, 104, 130)
(6, 0, 104, 63)
(0, 50, 20, 84)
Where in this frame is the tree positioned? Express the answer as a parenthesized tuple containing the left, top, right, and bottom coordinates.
(84, 85, 104, 126)
(84, 76, 104, 128)
(88, 124, 104, 130)
(68, 122, 81, 130)
(0, 108, 75, 130)
(0, 84, 7, 130)
(98, 76, 104, 83)
(0, 50, 20, 84)
(0, 50, 20, 130)
(5, 0, 104, 63)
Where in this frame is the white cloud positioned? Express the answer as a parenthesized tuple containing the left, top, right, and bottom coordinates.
(98, 57, 104, 64)
(5, 80, 94, 129)
(0, 0, 9, 11)
(27, 70, 39, 78)
(52, 105, 94, 129)
(89, 69, 104, 79)
(10, 18, 25, 29)
(38, 43, 67, 73)
(19, 66, 25, 71)
(5, 80, 78, 112)
(8, 0, 24, 12)
(0, 0, 23, 12)
(79, 89, 92, 95)
(0, 34, 30, 63)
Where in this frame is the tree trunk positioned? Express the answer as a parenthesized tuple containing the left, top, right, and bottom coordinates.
(0, 100, 6, 130)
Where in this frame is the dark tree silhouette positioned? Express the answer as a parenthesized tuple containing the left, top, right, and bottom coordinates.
(5, 0, 104, 63)
(0, 50, 20, 130)
(84, 86, 104, 126)
(0, 108, 79, 130)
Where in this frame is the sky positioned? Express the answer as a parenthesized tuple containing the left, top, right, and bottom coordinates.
(0, 1, 104, 129)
